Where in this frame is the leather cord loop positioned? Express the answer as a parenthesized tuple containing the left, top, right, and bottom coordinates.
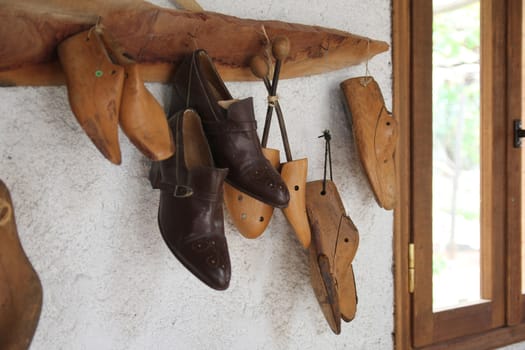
(318, 130, 333, 194)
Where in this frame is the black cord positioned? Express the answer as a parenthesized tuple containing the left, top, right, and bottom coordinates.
(318, 130, 333, 195)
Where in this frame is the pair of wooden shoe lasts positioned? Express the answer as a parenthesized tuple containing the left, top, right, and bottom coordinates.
(306, 130, 359, 334)
(224, 38, 311, 249)
(58, 25, 174, 164)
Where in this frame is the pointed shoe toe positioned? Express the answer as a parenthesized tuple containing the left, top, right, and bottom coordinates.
(151, 109, 231, 290)
(235, 161, 290, 208)
(171, 50, 290, 208)
(210, 98, 290, 208)
(180, 235, 231, 290)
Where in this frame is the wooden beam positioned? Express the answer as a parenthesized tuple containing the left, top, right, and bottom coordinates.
(0, 0, 388, 86)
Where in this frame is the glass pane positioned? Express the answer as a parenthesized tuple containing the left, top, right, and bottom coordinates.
(432, 0, 481, 310)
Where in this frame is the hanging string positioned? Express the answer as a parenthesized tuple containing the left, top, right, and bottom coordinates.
(185, 56, 194, 109)
(257, 25, 274, 80)
(318, 130, 333, 195)
(188, 31, 199, 51)
(184, 32, 200, 108)
(87, 16, 103, 40)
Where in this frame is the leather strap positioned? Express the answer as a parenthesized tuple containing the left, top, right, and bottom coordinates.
(156, 181, 193, 198)
(173, 112, 193, 197)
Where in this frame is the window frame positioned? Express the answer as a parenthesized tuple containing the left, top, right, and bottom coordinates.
(393, 0, 525, 349)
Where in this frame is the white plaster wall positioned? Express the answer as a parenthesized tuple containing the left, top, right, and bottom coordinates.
(0, 0, 394, 349)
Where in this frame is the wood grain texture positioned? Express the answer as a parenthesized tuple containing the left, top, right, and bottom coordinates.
(308, 248, 341, 334)
(505, 0, 524, 326)
(0, 0, 389, 86)
(392, 0, 412, 347)
(335, 215, 359, 322)
(341, 77, 397, 210)
(57, 28, 125, 164)
(422, 322, 525, 350)
(306, 180, 359, 334)
(410, 0, 435, 346)
(0, 180, 42, 350)
(410, 0, 507, 347)
(281, 158, 311, 248)
(118, 63, 175, 161)
(478, 0, 506, 327)
(224, 148, 280, 239)
(395, 0, 524, 348)
(100, 28, 175, 161)
(432, 303, 493, 342)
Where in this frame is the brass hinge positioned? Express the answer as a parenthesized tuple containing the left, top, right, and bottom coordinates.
(408, 243, 415, 293)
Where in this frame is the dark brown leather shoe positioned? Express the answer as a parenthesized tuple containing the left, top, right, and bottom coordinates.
(150, 109, 231, 290)
(171, 50, 290, 208)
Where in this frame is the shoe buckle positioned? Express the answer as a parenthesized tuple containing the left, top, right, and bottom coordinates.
(174, 185, 193, 198)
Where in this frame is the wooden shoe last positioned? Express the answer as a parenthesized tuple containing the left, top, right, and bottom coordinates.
(99, 28, 175, 161)
(58, 28, 125, 164)
(306, 180, 359, 334)
(0, 180, 43, 350)
(281, 158, 310, 247)
(340, 77, 398, 209)
(224, 148, 280, 239)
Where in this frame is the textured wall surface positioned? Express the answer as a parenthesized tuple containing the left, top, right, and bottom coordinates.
(0, 0, 394, 349)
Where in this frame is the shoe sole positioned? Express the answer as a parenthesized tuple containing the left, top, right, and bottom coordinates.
(223, 177, 289, 209)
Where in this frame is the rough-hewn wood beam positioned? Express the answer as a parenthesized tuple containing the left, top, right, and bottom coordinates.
(0, 0, 389, 86)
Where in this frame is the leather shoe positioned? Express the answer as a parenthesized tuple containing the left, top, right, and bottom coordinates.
(150, 109, 231, 290)
(171, 50, 290, 208)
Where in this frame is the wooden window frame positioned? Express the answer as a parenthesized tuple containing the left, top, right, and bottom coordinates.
(393, 0, 525, 349)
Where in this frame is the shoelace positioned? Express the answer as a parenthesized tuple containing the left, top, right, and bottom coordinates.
(318, 130, 333, 195)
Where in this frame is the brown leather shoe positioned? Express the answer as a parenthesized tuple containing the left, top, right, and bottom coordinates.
(150, 109, 231, 290)
(0, 180, 43, 349)
(171, 50, 290, 208)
